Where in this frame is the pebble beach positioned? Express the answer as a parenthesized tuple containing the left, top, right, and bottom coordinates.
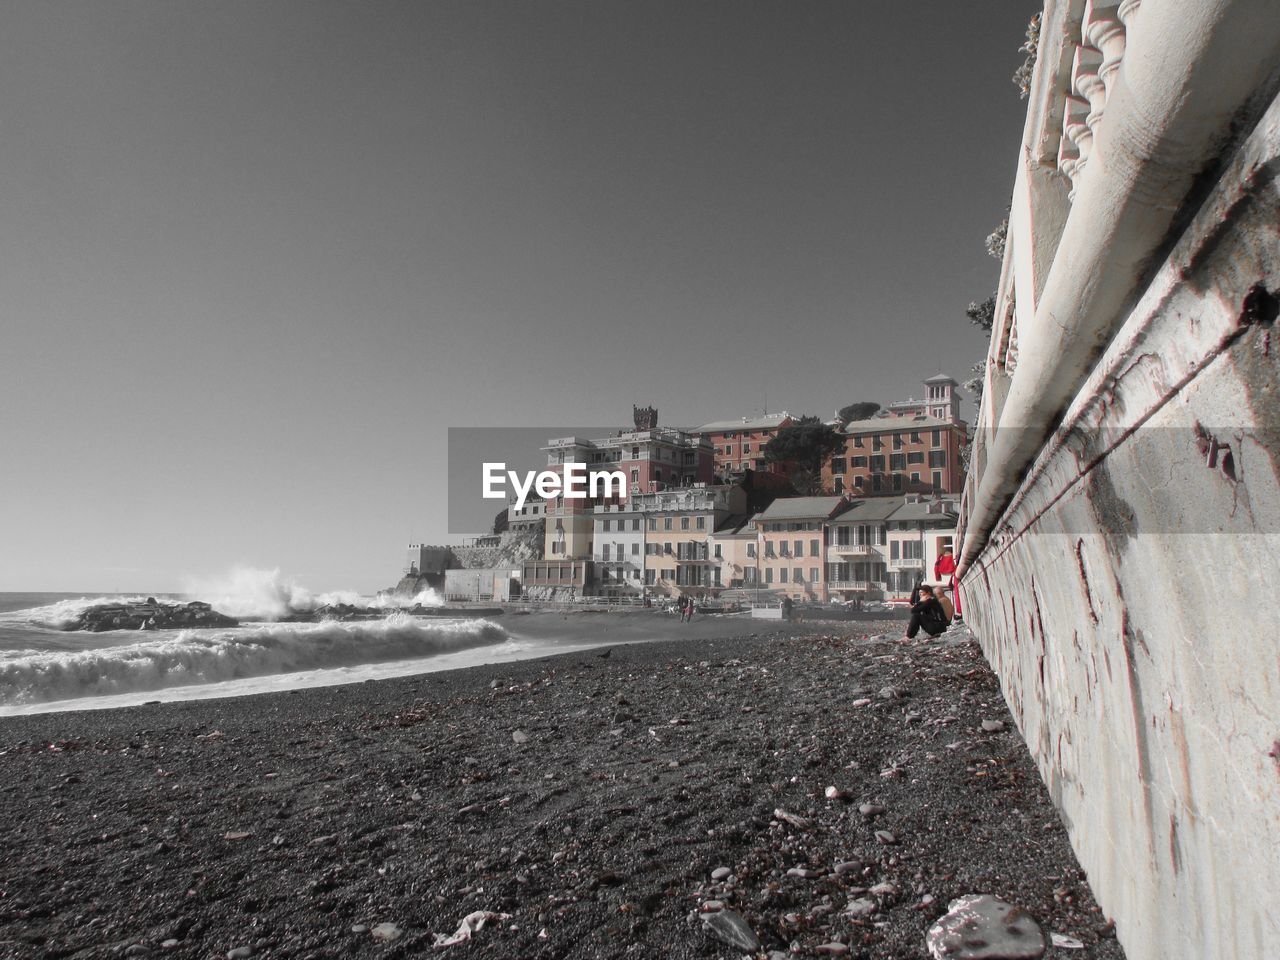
(0, 622, 1126, 960)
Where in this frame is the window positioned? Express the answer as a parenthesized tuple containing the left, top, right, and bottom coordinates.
(811, 568, 820, 583)
(646, 570, 656, 585)
(893, 434, 903, 450)
(724, 446, 731, 456)
(680, 517, 690, 531)
(793, 540, 803, 557)
(932, 429, 941, 447)
(890, 453, 906, 471)
(743, 443, 751, 454)
(765, 542, 775, 557)
(714, 543, 722, 559)
(932, 471, 943, 489)
(872, 474, 883, 493)
(780, 568, 789, 583)
(663, 542, 672, 554)
(891, 540, 900, 560)
(870, 455, 885, 472)
(696, 516, 705, 530)
(746, 542, 756, 558)
(766, 568, 774, 584)
(664, 517, 673, 530)
(602, 544, 611, 560)
(630, 468, 639, 483)
(910, 431, 920, 443)
(907, 451, 924, 464)
(830, 457, 846, 474)
(911, 472, 920, 483)
(810, 539, 820, 557)
(903, 540, 922, 559)
(631, 542, 639, 555)
(851, 456, 867, 468)
(872, 437, 883, 451)
(834, 476, 844, 494)
(648, 518, 657, 531)
(794, 567, 803, 583)
(632, 518, 640, 531)
(852, 436, 864, 448)
(928, 450, 947, 468)
(892, 474, 903, 491)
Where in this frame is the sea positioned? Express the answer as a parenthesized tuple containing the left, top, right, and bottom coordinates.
(0, 573, 692, 716)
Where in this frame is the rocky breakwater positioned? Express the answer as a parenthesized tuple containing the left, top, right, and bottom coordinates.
(61, 599, 239, 632)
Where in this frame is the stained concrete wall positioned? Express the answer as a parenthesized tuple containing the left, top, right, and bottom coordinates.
(962, 92, 1280, 959)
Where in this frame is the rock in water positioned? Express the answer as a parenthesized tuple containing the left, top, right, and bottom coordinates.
(925, 894, 1047, 959)
(702, 909, 762, 952)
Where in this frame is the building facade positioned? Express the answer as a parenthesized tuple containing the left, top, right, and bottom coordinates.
(823, 414, 967, 497)
(756, 496, 854, 601)
(691, 413, 793, 480)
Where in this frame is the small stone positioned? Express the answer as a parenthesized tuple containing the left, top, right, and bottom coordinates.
(512, 730, 529, 744)
(773, 808, 812, 829)
(879, 686, 905, 700)
(226, 949, 255, 960)
(815, 944, 849, 956)
(851, 698, 872, 708)
(701, 909, 761, 952)
(874, 830, 897, 845)
(160, 941, 179, 950)
(1050, 932, 1084, 950)
(870, 882, 897, 896)
(833, 860, 863, 875)
(824, 785, 847, 800)
(981, 719, 1006, 733)
(845, 897, 877, 918)
(859, 803, 885, 817)
(350, 925, 368, 934)
(700, 900, 725, 912)
(370, 922, 402, 942)
(925, 894, 1046, 959)
(222, 831, 252, 841)
(785, 867, 823, 879)
(711, 867, 732, 881)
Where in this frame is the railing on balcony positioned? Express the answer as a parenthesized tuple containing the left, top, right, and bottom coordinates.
(825, 580, 883, 593)
(892, 557, 925, 569)
(829, 544, 882, 557)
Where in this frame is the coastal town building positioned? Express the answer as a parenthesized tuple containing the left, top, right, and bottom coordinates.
(823, 413, 967, 496)
(541, 409, 715, 561)
(881, 374, 962, 423)
(636, 484, 745, 597)
(590, 504, 646, 596)
(405, 543, 453, 578)
(443, 567, 520, 602)
(506, 495, 546, 535)
(822, 497, 897, 601)
(755, 496, 854, 601)
(883, 496, 958, 594)
(709, 513, 759, 592)
(690, 413, 793, 480)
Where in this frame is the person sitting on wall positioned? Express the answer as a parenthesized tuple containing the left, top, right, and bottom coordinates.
(905, 584, 949, 640)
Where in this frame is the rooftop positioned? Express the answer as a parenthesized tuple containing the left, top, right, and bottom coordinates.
(756, 496, 850, 521)
(840, 413, 958, 434)
(692, 413, 790, 434)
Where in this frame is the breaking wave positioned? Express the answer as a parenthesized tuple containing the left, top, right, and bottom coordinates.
(0, 614, 505, 706)
(181, 567, 442, 620)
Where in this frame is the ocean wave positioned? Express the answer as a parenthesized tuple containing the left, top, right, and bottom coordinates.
(0, 614, 505, 706)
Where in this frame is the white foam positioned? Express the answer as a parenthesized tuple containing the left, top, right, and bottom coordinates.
(0, 614, 504, 708)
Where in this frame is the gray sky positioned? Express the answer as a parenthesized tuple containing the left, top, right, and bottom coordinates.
(1, 0, 1036, 593)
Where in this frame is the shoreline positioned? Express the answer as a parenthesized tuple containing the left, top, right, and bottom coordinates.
(0, 624, 1125, 959)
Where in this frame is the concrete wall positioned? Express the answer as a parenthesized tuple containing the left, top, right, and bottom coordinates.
(962, 89, 1280, 959)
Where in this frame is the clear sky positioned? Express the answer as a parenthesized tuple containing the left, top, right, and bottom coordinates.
(1, 1, 1037, 594)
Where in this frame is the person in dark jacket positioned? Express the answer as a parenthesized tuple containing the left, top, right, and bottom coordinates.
(905, 584, 949, 639)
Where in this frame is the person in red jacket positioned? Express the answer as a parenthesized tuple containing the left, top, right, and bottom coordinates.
(934, 546, 962, 621)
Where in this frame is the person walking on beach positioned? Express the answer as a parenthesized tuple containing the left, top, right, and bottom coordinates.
(684, 596, 695, 622)
(905, 584, 949, 640)
(934, 546, 962, 621)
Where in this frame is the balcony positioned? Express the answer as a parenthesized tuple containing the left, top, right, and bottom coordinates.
(826, 581, 884, 595)
(829, 544, 881, 557)
(892, 557, 925, 569)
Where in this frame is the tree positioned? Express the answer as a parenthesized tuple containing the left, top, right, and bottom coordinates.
(763, 416, 847, 495)
(966, 295, 996, 332)
(836, 401, 880, 424)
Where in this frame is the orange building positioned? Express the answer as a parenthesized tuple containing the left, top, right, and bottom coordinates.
(691, 413, 793, 481)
